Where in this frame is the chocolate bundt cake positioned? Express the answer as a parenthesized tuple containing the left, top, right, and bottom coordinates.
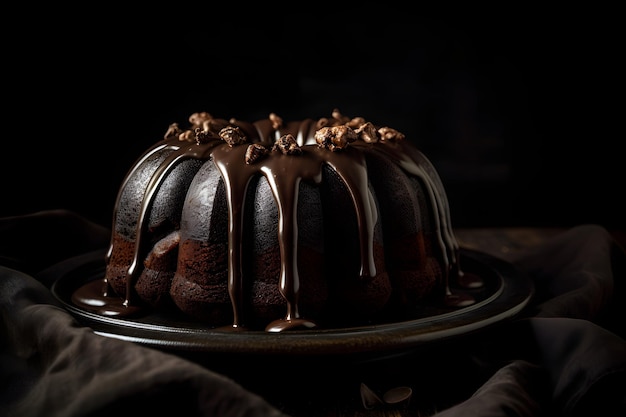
(73, 109, 479, 332)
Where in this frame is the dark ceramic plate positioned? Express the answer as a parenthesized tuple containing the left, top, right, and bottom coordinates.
(51, 248, 533, 357)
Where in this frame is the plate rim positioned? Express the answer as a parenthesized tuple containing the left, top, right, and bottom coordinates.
(50, 248, 534, 356)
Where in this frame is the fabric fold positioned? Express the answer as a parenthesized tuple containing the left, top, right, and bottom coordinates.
(513, 224, 618, 324)
(0, 265, 289, 417)
(1, 211, 625, 417)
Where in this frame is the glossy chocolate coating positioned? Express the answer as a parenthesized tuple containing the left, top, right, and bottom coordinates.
(73, 110, 472, 332)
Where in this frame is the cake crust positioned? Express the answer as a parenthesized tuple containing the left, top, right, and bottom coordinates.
(73, 109, 474, 332)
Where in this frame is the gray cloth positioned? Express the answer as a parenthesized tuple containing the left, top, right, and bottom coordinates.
(1, 211, 625, 416)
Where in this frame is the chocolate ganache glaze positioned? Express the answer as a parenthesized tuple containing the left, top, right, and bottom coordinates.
(72, 109, 481, 332)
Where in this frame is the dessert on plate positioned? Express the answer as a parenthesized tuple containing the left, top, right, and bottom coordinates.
(72, 109, 480, 332)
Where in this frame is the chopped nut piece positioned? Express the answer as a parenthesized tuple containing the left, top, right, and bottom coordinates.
(378, 126, 405, 142)
(195, 128, 217, 144)
(316, 108, 351, 129)
(189, 112, 212, 128)
(355, 122, 379, 143)
(273, 134, 302, 155)
(245, 143, 270, 164)
(219, 126, 247, 147)
(164, 123, 181, 140)
(171, 110, 404, 150)
(204, 118, 230, 134)
(178, 129, 196, 142)
(269, 112, 283, 130)
(347, 116, 367, 129)
(314, 125, 357, 151)
(331, 108, 350, 124)
(316, 117, 331, 129)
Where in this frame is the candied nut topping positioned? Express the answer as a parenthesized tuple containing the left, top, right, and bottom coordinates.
(315, 117, 331, 130)
(245, 143, 270, 164)
(355, 122, 380, 143)
(178, 129, 196, 142)
(189, 112, 212, 128)
(168, 109, 406, 154)
(195, 128, 217, 144)
(204, 118, 230, 134)
(346, 116, 367, 129)
(273, 134, 302, 155)
(219, 126, 247, 147)
(315, 116, 331, 130)
(331, 108, 350, 125)
(314, 125, 357, 151)
(164, 123, 182, 140)
(269, 112, 283, 130)
(316, 108, 350, 130)
(378, 126, 405, 142)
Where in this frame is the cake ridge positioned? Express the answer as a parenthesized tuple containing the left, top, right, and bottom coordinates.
(78, 109, 480, 332)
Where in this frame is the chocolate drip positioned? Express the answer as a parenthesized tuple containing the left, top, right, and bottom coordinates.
(124, 142, 220, 306)
(211, 142, 380, 330)
(105, 141, 172, 263)
(318, 147, 378, 279)
(82, 112, 469, 329)
(99, 139, 220, 315)
(367, 141, 478, 306)
(95, 141, 178, 314)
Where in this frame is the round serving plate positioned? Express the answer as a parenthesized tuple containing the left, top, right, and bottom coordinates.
(51, 248, 533, 358)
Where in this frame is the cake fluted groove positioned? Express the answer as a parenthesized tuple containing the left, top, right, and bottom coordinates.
(90, 109, 473, 331)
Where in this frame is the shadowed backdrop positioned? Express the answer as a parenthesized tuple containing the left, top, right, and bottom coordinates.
(3, 6, 622, 230)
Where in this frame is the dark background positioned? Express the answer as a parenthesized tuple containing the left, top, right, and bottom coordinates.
(3, 6, 623, 231)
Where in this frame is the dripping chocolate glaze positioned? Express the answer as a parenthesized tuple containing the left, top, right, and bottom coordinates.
(74, 111, 478, 331)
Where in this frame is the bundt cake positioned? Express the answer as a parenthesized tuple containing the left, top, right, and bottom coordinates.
(72, 109, 479, 332)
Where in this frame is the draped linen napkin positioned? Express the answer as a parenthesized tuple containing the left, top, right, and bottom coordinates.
(1, 210, 624, 417)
